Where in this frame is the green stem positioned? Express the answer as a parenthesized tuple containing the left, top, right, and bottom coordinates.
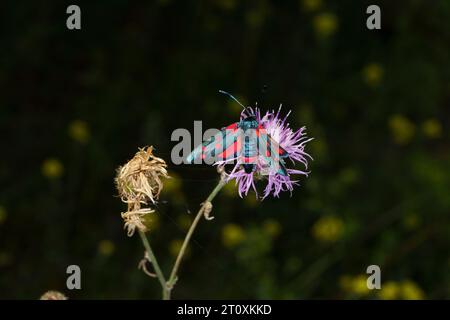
(138, 230, 169, 300)
(166, 178, 227, 299)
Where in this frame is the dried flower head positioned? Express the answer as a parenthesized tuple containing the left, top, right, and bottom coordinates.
(40, 290, 68, 300)
(115, 146, 169, 236)
(116, 146, 168, 204)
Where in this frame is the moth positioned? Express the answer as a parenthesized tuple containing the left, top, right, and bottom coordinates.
(186, 91, 289, 175)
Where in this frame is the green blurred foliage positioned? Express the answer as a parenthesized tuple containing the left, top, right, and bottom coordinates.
(1, 0, 450, 299)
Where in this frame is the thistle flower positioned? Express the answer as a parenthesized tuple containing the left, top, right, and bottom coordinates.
(217, 106, 313, 199)
(115, 146, 168, 236)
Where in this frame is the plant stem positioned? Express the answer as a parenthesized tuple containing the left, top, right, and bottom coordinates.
(138, 230, 170, 300)
(166, 178, 227, 299)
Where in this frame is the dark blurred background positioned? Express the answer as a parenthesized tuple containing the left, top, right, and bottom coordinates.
(1, 0, 450, 299)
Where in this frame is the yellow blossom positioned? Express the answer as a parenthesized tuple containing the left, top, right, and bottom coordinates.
(42, 158, 64, 179)
(169, 239, 189, 258)
(262, 219, 282, 238)
(378, 281, 400, 300)
(68, 120, 90, 144)
(163, 172, 182, 194)
(177, 214, 192, 231)
(313, 13, 338, 38)
(246, 9, 266, 29)
(388, 114, 415, 145)
(301, 0, 322, 12)
(351, 274, 371, 296)
(98, 240, 115, 256)
(422, 119, 442, 139)
(312, 215, 344, 243)
(401, 280, 425, 300)
(363, 63, 384, 87)
(222, 223, 246, 248)
(244, 194, 259, 208)
(215, 0, 236, 11)
(142, 213, 160, 231)
(340, 274, 371, 296)
(222, 181, 237, 197)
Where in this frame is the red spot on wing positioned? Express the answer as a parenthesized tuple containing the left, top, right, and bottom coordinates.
(217, 136, 241, 160)
(278, 146, 287, 156)
(243, 156, 257, 164)
(225, 123, 238, 130)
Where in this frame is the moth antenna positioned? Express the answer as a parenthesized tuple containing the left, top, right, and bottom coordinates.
(219, 90, 246, 110)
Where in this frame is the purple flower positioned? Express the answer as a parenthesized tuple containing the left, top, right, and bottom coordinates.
(216, 106, 313, 199)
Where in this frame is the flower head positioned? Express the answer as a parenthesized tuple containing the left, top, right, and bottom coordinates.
(40, 291, 68, 300)
(217, 106, 313, 199)
(115, 146, 169, 236)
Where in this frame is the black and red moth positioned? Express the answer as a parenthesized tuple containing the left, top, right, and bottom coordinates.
(186, 91, 289, 176)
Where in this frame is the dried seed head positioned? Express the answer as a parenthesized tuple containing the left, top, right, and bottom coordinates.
(116, 146, 168, 205)
(40, 291, 68, 300)
(115, 146, 169, 236)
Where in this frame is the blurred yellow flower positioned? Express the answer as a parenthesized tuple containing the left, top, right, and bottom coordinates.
(312, 215, 344, 243)
(177, 214, 191, 231)
(142, 213, 160, 231)
(313, 13, 338, 38)
(162, 172, 186, 205)
(340, 274, 370, 296)
(222, 223, 246, 248)
(301, 0, 322, 12)
(422, 119, 442, 139)
(42, 158, 64, 179)
(363, 63, 384, 87)
(98, 240, 115, 256)
(339, 167, 359, 185)
(68, 120, 90, 144)
(352, 275, 371, 296)
(244, 194, 258, 208)
(401, 280, 425, 300)
(215, 0, 236, 11)
(378, 280, 425, 300)
(163, 172, 182, 194)
(378, 281, 400, 300)
(169, 239, 189, 258)
(222, 181, 236, 197)
(262, 219, 282, 238)
(0, 206, 6, 224)
(246, 9, 266, 29)
(388, 114, 415, 145)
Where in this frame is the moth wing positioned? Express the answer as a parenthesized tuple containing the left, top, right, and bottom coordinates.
(186, 123, 242, 164)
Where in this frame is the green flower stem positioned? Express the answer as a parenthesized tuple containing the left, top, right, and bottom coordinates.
(166, 178, 227, 299)
(138, 230, 170, 300)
